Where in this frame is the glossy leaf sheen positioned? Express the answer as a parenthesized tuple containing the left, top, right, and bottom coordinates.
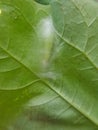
(0, 0, 98, 130)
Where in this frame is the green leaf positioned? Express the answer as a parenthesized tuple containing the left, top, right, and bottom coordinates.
(0, 0, 98, 130)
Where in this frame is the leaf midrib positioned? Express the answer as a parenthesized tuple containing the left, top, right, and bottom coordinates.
(0, 44, 98, 126)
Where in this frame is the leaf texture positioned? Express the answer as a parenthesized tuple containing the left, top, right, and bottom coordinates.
(0, 0, 98, 130)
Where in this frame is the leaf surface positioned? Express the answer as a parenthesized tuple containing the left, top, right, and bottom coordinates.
(0, 0, 98, 130)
